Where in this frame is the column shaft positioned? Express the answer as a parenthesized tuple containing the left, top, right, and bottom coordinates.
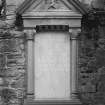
(69, 29, 80, 100)
(71, 37, 78, 99)
(25, 30, 35, 99)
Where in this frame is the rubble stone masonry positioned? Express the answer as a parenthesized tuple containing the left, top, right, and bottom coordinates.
(0, 30, 26, 105)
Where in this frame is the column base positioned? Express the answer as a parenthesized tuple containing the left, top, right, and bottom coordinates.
(71, 93, 79, 100)
(24, 99, 82, 105)
(27, 93, 34, 99)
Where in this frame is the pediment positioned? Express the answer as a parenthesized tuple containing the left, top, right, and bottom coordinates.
(16, 0, 88, 15)
(26, 0, 76, 12)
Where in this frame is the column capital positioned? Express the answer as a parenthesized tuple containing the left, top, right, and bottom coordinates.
(69, 29, 81, 40)
(24, 29, 36, 40)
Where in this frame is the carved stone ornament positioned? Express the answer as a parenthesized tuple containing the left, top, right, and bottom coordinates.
(24, 30, 36, 40)
(50, 0, 56, 6)
(69, 29, 81, 40)
(46, 0, 57, 9)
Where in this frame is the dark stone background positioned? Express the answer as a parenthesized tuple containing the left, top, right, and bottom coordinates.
(78, 12, 105, 105)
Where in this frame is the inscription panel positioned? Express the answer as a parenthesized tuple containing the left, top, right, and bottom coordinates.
(34, 31, 71, 100)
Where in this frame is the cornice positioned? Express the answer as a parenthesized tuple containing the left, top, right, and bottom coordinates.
(22, 11, 82, 19)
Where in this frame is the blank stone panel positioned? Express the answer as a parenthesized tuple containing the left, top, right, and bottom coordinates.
(34, 32, 71, 100)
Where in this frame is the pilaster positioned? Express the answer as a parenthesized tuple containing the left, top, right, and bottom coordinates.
(24, 29, 36, 100)
(69, 29, 81, 100)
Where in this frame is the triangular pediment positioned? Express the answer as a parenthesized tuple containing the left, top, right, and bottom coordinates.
(26, 0, 76, 12)
(16, 0, 88, 15)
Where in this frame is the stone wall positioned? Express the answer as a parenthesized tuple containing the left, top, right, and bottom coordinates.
(78, 11, 105, 105)
(0, 29, 26, 105)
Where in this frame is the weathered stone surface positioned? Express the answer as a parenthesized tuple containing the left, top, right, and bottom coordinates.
(79, 13, 105, 105)
(0, 29, 26, 105)
(0, 0, 105, 105)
